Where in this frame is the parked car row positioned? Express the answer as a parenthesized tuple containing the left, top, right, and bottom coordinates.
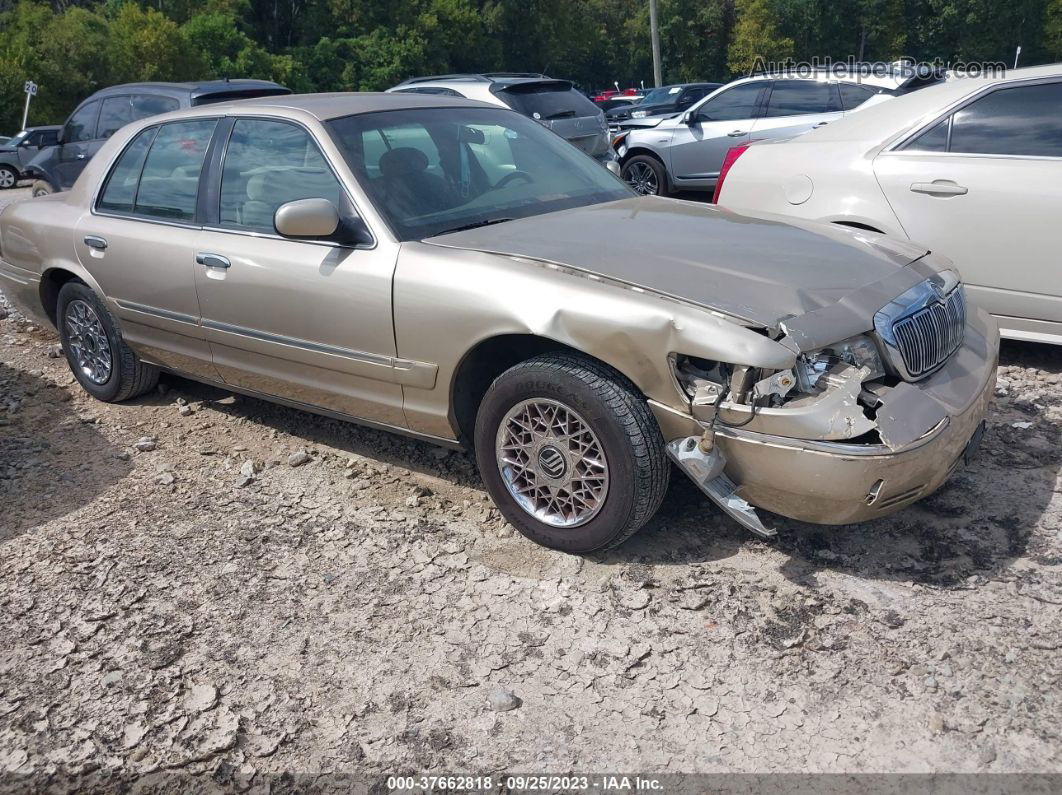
(716, 63, 1062, 347)
(7, 80, 290, 195)
(0, 88, 997, 552)
(0, 126, 60, 189)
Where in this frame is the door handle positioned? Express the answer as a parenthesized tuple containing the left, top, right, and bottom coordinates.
(83, 235, 107, 250)
(196, 253, 231, 269)
(812, 121, 829, 128)
(727, 130, 747, 137)
(910, 181, 968, 196)
(76, 153, 86, 160)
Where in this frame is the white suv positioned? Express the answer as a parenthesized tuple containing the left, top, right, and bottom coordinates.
(387, 73, 612, 164)
(614, 71, 919, 196)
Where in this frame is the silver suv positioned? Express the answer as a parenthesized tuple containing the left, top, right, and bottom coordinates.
(615, 74, 898, 196)
(387, 73, 612, 164)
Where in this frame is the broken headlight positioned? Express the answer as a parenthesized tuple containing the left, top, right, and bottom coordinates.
(795, 335, 885, 393)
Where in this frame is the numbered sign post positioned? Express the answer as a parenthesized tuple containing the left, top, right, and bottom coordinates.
(22, 80, 38, 130)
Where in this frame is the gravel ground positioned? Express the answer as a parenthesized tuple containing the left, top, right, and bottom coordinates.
(1, 185, 1061, 786)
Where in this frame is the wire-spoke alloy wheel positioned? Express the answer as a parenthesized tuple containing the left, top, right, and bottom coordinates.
(64, 299, 113, 385)
(496, 398, 610, 528)
(624, 161, 659, 195)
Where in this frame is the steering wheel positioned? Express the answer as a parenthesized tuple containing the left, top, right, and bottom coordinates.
(494, 170, 534, 189)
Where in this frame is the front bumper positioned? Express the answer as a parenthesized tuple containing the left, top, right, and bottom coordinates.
(672, 306, 999, 527)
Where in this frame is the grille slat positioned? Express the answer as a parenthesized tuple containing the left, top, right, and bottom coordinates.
(891, 287, 965, 379)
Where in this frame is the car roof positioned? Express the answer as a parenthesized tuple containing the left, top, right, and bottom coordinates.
(150, 91, 502, 122)
(83, 80, 290, 102)
(797, 62, 1062, 143)
(25, 125, 62, 131)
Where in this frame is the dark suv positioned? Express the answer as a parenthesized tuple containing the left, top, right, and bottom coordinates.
(0, 126, 60, 189)
(607, 82, 722, 129)
(24, 79, 290, 196)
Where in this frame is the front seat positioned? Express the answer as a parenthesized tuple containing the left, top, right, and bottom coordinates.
(378, 147, 454, 217)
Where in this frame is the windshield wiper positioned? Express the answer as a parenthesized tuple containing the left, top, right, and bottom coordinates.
(436, 217, 514, 235)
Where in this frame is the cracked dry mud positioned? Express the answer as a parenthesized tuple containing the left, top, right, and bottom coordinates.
(1, 220, 1060, 785)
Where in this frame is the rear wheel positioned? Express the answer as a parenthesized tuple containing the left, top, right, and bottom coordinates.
(621, 155, 667, 196)
(57, 281, 158, 402)
(474, 352, 669, 552)
(0, 166, 18, 190)
(31, 180, 54, 198)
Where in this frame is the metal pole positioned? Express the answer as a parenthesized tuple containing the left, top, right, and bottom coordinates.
(649, 0, 663, 87)
(21, 91, 32, 130)
(1014, 45, 1022, 69)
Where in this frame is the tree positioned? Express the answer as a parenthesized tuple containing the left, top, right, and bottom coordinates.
(728, 0, 794, 73)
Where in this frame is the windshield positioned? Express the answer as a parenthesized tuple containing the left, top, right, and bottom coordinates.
(327, 107, 631, 241)
(6, 130, 30, 147)
(640, 87, 680, 106)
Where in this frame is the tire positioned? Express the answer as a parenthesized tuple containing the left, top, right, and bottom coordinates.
(57, 281, 158, 402)
(474, 352, 669, 552)
(621, 154, 668, 196)
(0, 165, 17, 190)
(31, 180, 54, 198)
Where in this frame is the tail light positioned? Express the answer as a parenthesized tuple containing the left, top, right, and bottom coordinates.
(712, 143, 751, 204)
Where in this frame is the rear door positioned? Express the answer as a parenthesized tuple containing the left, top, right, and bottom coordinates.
(749, 79, 843, 142)
(874, 78, 1062, 336)
(74, 119, 218, 376)
(193, 116, 406, 426)
(667, 81, 767, 183)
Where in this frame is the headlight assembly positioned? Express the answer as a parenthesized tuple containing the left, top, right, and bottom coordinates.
(795, 335, 885, 392)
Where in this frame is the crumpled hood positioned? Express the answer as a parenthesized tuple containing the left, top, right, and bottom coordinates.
(426, 197, 929, 331)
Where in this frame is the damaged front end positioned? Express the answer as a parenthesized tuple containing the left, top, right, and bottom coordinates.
(665, 269, 999, 537)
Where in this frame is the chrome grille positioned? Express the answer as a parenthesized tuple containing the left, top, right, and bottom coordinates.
(890, 286, 966, 378)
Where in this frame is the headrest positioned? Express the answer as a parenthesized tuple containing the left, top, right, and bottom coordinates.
(379, 147, 429, 179)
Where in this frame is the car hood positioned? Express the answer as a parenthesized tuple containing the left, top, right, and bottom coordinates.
(425, 197, 930, 333)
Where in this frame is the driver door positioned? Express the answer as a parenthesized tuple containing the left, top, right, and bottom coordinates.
(667, 82, 767, 183)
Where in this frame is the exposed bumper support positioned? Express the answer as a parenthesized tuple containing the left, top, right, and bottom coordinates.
(665, 436, 777, 539)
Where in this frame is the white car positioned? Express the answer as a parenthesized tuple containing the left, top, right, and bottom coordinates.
(716, 64, 1062, 345)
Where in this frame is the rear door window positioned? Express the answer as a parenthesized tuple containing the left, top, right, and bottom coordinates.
(496, 82, 599, 120)
(219, 118, 342, 233)
(63, 101, 101, 143)
(132, 120, 217, 221)
(97, 96, 134, 139)
(695, 83, 765, 122)
(763, 81, 841, 117)
(98, 127, 157, 213)
(948, 82, 1062, 157)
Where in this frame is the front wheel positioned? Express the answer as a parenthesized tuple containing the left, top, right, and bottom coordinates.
(57, 281, 158, 402)
(31, 180, 54, 198)
(474, 352, 669, 552)
(0, 166, 18, 190)
(621, 155, 668, 196)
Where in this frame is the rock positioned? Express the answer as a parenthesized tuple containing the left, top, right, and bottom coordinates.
(288, 450, 312, 467)
(617, 590, 652, 610)
(880, 610, 905, 628)
(134, 437, 157, 452)
(1011, 421, 1033, 430)
(240, 460, 258, 478)
(123, 722, 149, 749)
(178, 405, 193, 417)
(116, 451, 131, 461)
(236, 476, 255, 488)
(157, 472, 175, 486)
(927, 712, 946, 733)
(184, 683, 219, 713)
(101, 671, 122, 687)
(486, 687, 521, 712)
(979, 744, 997, 765)
(45, 344, 63, 359)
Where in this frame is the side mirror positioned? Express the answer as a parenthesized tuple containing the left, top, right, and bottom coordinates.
(274, 198, 372, 246)
(682, 111, 696, 126)
(606, 160, 621, 177)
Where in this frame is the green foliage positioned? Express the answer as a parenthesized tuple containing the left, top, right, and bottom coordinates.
(0, 0, 1056, 133)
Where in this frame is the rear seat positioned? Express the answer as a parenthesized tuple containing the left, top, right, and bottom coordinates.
(232, 168, 340, 228)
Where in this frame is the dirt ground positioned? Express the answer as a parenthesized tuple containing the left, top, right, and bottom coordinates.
(1, 186, 1061, 786)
